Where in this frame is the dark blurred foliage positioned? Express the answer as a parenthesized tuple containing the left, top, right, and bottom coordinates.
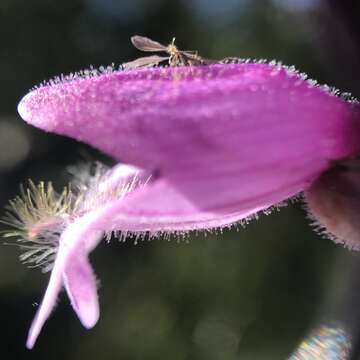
(1, 0, 360, 359)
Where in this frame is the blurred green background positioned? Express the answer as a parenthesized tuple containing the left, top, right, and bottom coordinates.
(1, 0, 360, 359)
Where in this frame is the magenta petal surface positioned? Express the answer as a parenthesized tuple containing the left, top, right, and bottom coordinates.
(19, 62, 360, 349)
(63, 253, 99, 329)
(18, 63, 360, 174)
(26, 219, 103, 349)
(18, 63, 360, 230)
(26, 251, 64, 349)
(85, 173, 309, 232)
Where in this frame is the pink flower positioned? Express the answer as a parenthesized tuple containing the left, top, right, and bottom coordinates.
(14, 62, 360, 348)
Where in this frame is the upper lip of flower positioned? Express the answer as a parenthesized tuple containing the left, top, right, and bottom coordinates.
(13, 60, 360, 348)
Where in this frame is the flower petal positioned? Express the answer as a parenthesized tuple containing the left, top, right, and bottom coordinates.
(25, 163, 147, 348)
(18, 62, 360, 349)
(63, 252, 99, 329)
(80, 165, 318, 232)
(26, 251, 64, 349)
(26, 219, 103, 349)
(18, 63, 360, 172)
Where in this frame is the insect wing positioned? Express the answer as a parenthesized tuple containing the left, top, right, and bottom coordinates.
(131, 36, 167, 52)
(122, 55, 169, 70)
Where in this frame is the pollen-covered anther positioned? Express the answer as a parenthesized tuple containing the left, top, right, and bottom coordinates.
(305, 158, 360, 250)
(1, 180, 73, 271)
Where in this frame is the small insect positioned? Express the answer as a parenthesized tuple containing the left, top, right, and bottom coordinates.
(123, 35, 213, 70)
